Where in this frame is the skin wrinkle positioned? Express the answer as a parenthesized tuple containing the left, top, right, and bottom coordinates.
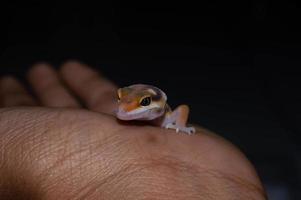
(110, 126, 264, 199)
(68, 137, 143, 199)
(22, 111, 73, 169)
(3, 120, 43, 169)
(38, 132, 118, 183)
(35, 132, 95, 195)
(132, 173, 197, 199)
(32, 138, 93, 196)
(68, 131, 175, 197)
(35, 141, 76, 184)
(35, 124, 132, 198)
(20, 130, 49, 168)
(62, 143, 139, 199)
(124, 154, 265, 200)
(24, 135, 68, 178)
(69, 142, 192, 198)
(0, 108, 266, 199)
(198, 169, 265, 200)
(74, 152, 194, 199)
(0, 113, 44, 199)
(0, 167, 43, 200)
(0, 139, 4, 170)
(0, 108, 80, 198)
(201, 169, 267, 199)
(72, 162, 143, 200)
(60, 121, 260, 199)
(116, 155, 205, 199)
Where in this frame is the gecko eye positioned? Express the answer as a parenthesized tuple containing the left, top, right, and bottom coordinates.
(140, 96, 151, 106)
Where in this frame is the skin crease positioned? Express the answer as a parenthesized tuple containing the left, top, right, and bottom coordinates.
(0, 61, 267, 200)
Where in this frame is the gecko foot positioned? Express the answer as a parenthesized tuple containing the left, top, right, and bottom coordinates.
(165, 123, 195, 135)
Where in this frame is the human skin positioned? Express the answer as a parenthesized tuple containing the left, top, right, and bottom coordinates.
(0, 61, 267, 200)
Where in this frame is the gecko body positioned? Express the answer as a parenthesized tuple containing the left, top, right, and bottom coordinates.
(116, 84, 195, 134)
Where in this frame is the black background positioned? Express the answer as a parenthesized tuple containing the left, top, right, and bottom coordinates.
(1, 1, 300, 199)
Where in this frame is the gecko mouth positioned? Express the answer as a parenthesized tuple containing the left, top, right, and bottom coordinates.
(116, 108, 163, 121)
(116, 109, 151, 120)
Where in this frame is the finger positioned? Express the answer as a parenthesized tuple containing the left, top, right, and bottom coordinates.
(0, 76, 37, 107)
(27, 63, 80, 108)
(60, 61, 118, 114)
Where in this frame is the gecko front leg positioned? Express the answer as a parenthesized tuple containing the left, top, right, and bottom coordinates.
(162, 105, 195, 135)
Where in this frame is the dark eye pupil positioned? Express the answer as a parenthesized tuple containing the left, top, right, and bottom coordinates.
(140, 97, 151, 106)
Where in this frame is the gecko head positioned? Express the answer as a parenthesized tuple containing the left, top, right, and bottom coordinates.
(116, 84, 167, 121)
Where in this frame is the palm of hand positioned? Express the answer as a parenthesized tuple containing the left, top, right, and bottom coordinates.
(0, 62, 266, 199)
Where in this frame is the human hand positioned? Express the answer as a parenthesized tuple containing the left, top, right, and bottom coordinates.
(0, 61, 266, 199)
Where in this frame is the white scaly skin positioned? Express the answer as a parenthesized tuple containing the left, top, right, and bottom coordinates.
(116, 84, 195, 135)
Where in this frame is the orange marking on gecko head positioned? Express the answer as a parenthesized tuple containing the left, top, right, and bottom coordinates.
(121, 100, 140, 112)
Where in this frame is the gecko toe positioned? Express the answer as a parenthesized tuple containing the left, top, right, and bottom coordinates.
(164, 123, 195, 135)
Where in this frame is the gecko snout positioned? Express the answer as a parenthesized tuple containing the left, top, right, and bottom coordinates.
(116, 108, 131, 120)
